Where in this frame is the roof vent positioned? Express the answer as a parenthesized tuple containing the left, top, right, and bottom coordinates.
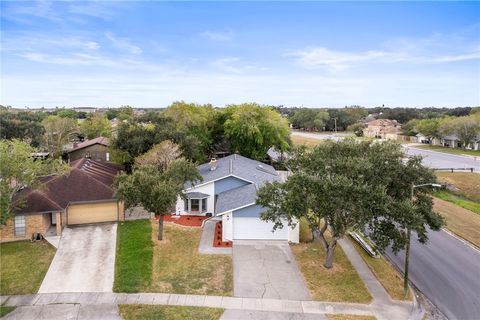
(210, 158, 217, 171)
(256, 164, 278, 176)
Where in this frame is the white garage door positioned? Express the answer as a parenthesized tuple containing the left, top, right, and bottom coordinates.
(233, 216, 288, 240)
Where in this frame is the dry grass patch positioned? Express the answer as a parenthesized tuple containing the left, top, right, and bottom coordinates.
(433, 198, 480, 248)
(435, 172, 480, 203)
(149, 222, 233, 296)
(328, 315, 376, 320)
(290, 135, 323, 146)
(349, 237, 411, 301)
(119, 305, 223, 320)
(291, 242, 372, 303)
(0, 240, 55, 295)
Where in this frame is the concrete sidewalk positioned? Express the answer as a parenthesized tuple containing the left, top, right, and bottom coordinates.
(2, 292, 376, 317)
(198, 219, 232, 254)
(338, 238, 416, 320)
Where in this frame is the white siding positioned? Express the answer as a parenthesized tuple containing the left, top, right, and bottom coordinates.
(175, 182, 215, 216)
(222, 212, 233, 241)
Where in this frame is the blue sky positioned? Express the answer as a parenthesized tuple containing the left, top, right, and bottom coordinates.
(1, 1, 479, 108)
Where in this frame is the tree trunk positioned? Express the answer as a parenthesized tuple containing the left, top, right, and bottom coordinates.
(324, 238, 338, 269)
(317, 221, 329, 251)
(158, 214, 164, 241)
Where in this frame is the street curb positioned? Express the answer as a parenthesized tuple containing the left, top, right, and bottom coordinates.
(441, 228, 480, 253)
(406, 146, 479, 162)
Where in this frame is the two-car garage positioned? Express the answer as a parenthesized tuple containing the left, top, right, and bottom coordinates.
(233, 216, 288, 240)
(222, 204, 297, 242)
(67, 201, 122, 225)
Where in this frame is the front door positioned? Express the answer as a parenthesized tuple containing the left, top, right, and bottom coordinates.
(51, 212, 57, 225)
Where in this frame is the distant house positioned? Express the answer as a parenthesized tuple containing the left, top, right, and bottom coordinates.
(440, 134, 480, 150)
(66, 137, 110, 162)
(175, 154, 299, 243)
(0, 159, 124, 242)
(364, 119, 402, 140)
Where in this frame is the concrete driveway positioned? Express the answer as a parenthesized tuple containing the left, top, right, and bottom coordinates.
(38, 223, 117, 293)
(233, 240, 310, 300)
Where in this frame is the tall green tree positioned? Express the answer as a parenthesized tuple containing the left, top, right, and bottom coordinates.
(42, 115, 79, 157)
(0, 109, 46, 147)
(257, 140, 444, 268)
(115, 159, 201, 240)
(56, 109, 79, 119)
(224, 103, 290, 160)
(415, 118, 442, 141)
(0, 140, 70, 225)
(80, 113, 112, 139)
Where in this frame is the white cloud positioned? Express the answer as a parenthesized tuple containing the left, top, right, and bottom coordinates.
(105, 32, 142, 55)
(291, 46, 480, 70)
(201, 30, 233, 42)
(290, 47, 387, 70)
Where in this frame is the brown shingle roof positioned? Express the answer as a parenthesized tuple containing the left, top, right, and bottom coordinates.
(14, 159, 123, 214)
(67, 137, 109, 153)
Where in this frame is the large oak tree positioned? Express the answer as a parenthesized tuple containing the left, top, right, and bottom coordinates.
(257, 139, 444, 268)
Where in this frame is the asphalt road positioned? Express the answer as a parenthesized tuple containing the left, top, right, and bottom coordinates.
(384, 229, 480, 320)
(404, 146, 480, 171)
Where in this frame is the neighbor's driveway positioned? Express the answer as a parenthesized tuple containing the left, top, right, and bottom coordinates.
(233, 240, 310, 300)
(38, 223, 117, 293)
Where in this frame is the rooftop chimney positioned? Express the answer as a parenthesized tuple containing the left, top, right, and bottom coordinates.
(210, 158, 217, 171)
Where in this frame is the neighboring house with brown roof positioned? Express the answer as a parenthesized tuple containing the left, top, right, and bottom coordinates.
(67, 136, 110, 162)
(0, 159, 125, 243)
(364, 119, 402, 140)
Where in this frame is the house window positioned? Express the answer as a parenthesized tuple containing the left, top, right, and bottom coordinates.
(191, 199, 200, 212)
(14, 215, 26, 236)
(202, 198, 207, 212)
(184, 200, 188, 212)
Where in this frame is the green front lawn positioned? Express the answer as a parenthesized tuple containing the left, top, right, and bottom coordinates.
(0, 241, 55, 295)
(114, 220, 233, 296)
(119, 305, 223, 320)
(416, 144, 480, 157)
(114, 220, 153, 292)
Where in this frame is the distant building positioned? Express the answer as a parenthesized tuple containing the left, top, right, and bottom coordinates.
(73, 107, 97, 113)
(364, 119, 402, 140)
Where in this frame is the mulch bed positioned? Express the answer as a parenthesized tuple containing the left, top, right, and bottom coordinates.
(213, 221, 233, 248)
(155, 214, 208, 227)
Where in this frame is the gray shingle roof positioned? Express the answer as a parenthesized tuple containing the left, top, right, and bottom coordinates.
(215, 184, 257, 215)
(186, 154, 280, 189)
(186, 192, 209, 199)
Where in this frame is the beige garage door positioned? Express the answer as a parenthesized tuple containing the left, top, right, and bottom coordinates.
(67, 202, 118, 225)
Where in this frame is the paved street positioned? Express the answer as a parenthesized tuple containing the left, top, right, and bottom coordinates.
(384, 229, 480, 320)
(403, 146, 480, 171)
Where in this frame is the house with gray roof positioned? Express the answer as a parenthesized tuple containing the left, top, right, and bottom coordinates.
(175, 154, 299, 242)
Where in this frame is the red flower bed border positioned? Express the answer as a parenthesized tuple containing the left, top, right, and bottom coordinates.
(155, 214, 208, 227)
(213, 221, 233, 248)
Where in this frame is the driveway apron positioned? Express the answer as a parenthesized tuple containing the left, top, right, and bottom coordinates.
(233, 240, 310, 300)
(38, 223, 117, 293)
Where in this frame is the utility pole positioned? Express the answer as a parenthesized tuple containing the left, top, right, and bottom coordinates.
(404, 184, 414, 297)
(334, 118, 337, 133)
